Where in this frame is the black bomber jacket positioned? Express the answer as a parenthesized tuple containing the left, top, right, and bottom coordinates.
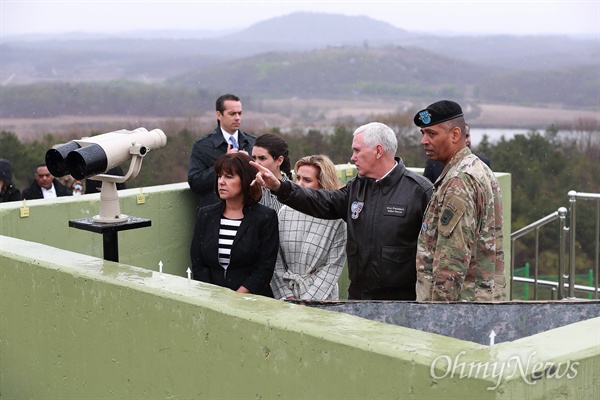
(275, 158, 433, 297)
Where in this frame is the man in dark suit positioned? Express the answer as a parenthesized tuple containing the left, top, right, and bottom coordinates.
(423, 123, 491, 183)
(187, 94, 256, 208)
(22, 164, 72, 200)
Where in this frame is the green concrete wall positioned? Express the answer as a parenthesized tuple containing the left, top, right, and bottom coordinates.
(0, 183, 197, 276)
(1, 235, 598, 399)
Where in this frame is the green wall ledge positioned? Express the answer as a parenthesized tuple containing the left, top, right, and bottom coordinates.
(2, 175, 598, 399)
(1, 236, 598, 399)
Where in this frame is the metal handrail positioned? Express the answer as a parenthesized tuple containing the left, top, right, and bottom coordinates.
(510, 207, 567, 300)
(512, 276, 599, 295)
(511, 191, 600, 301)
(568, 191, 600, 299)
(511, 209, 566, 240)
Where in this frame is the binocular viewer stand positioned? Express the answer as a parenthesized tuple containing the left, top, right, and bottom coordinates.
(69, 154, 150, 262)
(69, 216, 150, 263)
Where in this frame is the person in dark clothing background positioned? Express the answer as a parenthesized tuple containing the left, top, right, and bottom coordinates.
(188, 94, 256, 208)
(22, 164, 72, 200)
(0, 159, 21, 203)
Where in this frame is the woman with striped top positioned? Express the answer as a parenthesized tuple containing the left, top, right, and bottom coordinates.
(190, 153, 279, 297)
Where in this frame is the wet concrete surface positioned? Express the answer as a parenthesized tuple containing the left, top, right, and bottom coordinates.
(304, 300, 600, 345)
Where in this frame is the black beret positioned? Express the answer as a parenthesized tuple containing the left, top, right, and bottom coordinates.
(413, 100, 463, 128)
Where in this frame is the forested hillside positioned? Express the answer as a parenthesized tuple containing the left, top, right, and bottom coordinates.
(479, 65, 599, 108)
(0, 82, 216, 118)
(401, 34, 599, 70)
(3, 45, 598, 121)
(168, 46, 489, 99)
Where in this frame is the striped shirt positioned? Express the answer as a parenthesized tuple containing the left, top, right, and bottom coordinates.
(218, 217, 242, 269)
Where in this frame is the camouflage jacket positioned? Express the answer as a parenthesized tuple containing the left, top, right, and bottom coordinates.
(416, 147, 506, 301)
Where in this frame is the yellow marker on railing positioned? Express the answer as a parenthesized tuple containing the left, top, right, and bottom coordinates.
(346, 162, 353, 177)
(137, 187, 146, 205)
(20, 199, 29, 218)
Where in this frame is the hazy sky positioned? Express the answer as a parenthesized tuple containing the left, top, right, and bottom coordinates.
(1, 0, 598, 37)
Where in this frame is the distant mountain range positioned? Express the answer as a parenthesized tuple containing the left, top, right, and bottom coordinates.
(223, 12, 412, 44)
(1, 12, 598, 110)
(2, 29, 239, 42)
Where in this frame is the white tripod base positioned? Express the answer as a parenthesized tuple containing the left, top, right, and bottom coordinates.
(92, 181, 128, 223)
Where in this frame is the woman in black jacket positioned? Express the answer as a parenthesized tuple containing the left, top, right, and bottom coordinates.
(190, 153, 279, 297)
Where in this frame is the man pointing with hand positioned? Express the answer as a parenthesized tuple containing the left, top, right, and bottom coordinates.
(252, 122, 432, 300)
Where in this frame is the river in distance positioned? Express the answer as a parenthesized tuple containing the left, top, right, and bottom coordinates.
(468, 128, 596, 147)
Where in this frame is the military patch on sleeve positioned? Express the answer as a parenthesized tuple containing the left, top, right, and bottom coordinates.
(438, 197, 466, 237)
(441, 209, 453, 225)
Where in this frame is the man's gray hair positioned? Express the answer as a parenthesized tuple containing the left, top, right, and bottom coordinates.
(353, 122, 398, 156)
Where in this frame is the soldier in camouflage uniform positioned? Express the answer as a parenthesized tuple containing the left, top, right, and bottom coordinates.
(414, 100, 505, 301)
